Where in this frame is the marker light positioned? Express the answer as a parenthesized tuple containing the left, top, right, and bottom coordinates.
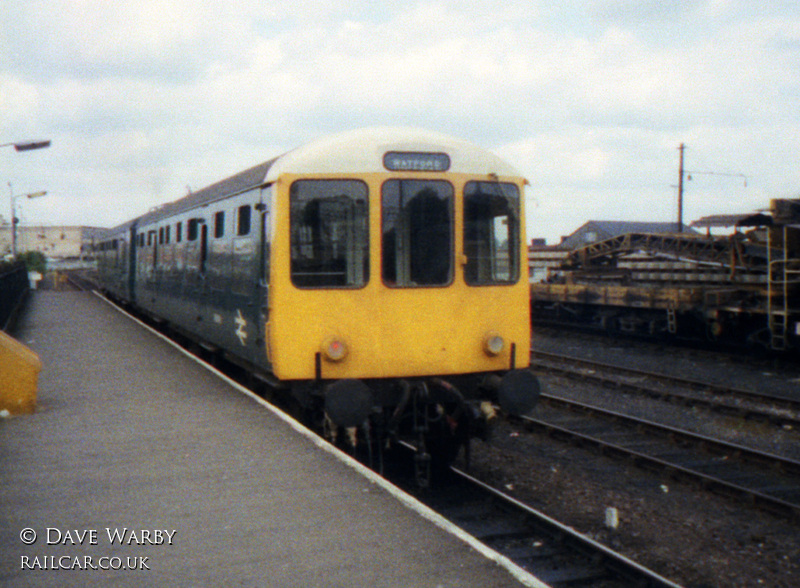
(322, 337, 348, 362)
(483, 332, 504, 356)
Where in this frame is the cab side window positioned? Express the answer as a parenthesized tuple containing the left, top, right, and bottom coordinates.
(463, 181, 520, 285)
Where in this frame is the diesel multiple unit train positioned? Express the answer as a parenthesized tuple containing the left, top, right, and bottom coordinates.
(96, 127, 539, 476)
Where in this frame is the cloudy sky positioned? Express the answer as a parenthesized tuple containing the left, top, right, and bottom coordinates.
(2, 1, 799, 243)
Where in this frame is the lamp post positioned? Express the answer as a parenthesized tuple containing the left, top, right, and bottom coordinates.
(3, 138, 50, 258)
(9, 185, 48, 258)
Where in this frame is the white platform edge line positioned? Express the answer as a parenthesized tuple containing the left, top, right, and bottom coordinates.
(93, 291, 550, 588)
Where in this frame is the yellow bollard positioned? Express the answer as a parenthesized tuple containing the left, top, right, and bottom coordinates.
(0, 330, 40, 415)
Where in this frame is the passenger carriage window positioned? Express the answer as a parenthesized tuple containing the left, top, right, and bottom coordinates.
(187, 219, 200, 241)
(214, 211, 225, 238)
(290, 179, 369, 288)
(237, 205, 251, 236)
(463, 181, 520, 285)
(382, 180, 453, 287)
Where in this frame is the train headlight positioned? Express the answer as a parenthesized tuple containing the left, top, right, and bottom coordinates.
(483, 331, 505, 356)
(322, 337, 348, 362)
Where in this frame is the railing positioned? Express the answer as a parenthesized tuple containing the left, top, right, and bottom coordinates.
(0, 261, 29, 331)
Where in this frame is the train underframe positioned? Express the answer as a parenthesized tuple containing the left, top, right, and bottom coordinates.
(289, 370, 540, 486)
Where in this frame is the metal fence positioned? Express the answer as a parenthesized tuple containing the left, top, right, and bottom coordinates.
(0, 261, 29, 331)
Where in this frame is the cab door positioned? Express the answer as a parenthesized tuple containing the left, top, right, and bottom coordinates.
(127, 223, 138, 301)
(226, 188, 271, 369)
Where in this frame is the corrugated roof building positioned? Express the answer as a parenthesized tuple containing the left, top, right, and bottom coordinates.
(557, 221, 696, 250)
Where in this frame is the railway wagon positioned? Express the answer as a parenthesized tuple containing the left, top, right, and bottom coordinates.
(530, 199, 800, 352)
(96, 127, 539, 474)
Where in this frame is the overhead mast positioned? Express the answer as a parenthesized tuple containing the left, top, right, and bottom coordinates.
(676, 142, 748, 234)
(677, 143, 686, 233)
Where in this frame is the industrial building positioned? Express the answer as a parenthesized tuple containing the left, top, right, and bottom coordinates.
(0, 222, 106, 261)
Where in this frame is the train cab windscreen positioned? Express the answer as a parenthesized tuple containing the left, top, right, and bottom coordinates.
(463, 181, 520, 285)
(290, 179, 369, 288)
(381, 180, 454, 287)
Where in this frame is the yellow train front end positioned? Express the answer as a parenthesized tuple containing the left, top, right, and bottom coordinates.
(269, 172, 531, 380)
(264, 128, 539, 475)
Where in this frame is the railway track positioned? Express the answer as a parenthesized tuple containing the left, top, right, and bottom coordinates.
(531, 350, 800, 429)
(389, 450, 682, 588)
(522, 394, 800, 519)
(39, 268, 100, 292)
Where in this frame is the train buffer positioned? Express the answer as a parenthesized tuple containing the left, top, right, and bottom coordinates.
(0, 291, 546, 588)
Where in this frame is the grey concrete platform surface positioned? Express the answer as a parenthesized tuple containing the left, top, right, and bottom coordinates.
(1, 292, 542, 587)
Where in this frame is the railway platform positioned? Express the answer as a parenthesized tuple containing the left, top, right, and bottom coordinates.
(0, 291, 545, 587)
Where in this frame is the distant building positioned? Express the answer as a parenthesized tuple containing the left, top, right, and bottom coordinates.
(556, 220, 696, 250)
(0, 224, 108, 260)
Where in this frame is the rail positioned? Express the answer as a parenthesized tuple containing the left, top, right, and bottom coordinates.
(522, 395, 800, 519)
(564, 232, 769, 275)
(389, 442, 683, 588)
(530, 350, 800, 428)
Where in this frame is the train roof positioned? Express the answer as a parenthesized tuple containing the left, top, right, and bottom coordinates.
(267, 126, 522, 180)
(105, 127, 521, 234)
(135, 158, 277, 228)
